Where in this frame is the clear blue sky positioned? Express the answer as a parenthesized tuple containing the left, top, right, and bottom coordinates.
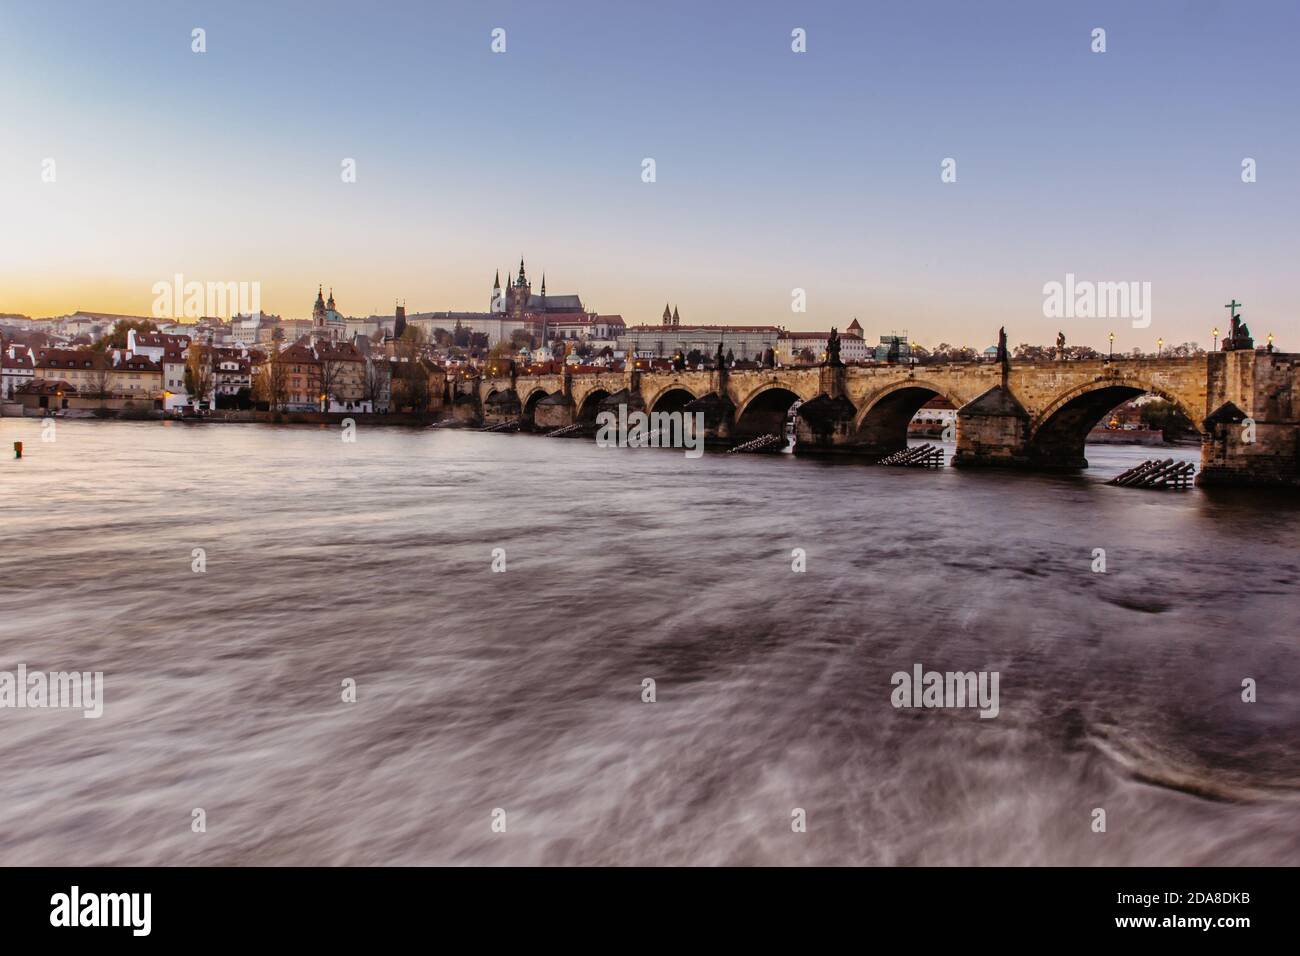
(1, 0, 1296, 349)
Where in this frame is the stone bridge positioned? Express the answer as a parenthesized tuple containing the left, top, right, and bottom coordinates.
(456, 349, 1300, 487)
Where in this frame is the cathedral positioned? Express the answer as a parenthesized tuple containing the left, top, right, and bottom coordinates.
(490, 259, 586, 326)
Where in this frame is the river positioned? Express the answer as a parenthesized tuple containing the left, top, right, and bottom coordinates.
(1, 418, 1296, 865)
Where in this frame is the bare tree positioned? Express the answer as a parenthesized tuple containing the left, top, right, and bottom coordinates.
(89, 357, 112, 402)
(184, 344, 215, 408)
(253, 352, 289, 412)
(363, 357, 390, 411)
(317, 355, 342, 411)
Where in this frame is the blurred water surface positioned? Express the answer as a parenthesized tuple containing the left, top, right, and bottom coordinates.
(0, 419, 1296, 865)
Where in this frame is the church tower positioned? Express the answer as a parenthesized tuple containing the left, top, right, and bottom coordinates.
(313, 286, 326, 329)
(662, 303, 672, 327)
(490, 270, 504, 313)
(507, 257, 531, 321)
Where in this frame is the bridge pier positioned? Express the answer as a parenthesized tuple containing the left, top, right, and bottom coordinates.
(951, 386, 1032, 469)
(1197, 351, 1300, 487)
(793, 394, 863, 454)
(534, 391, 575, 429)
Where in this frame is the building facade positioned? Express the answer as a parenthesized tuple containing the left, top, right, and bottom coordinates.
(619, 321, 782, 362)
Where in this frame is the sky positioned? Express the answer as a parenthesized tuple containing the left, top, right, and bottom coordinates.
(1, 0, 1296, 350)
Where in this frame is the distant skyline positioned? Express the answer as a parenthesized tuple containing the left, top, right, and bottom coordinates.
(1, 0, 1297, 349)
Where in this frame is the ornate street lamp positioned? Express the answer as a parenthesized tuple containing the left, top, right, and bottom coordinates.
(1156, 337, 1163, 358)
(1108, 331, 1114, 360)
(1212, 326, 1219, 351)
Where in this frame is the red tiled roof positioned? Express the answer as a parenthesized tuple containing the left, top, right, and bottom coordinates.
(36, 349, 108, 369)
(18, 378, 77, 395)
(780, 331, 865, 341)
(2, 352, 34, 369)
(134, 332, 191, 348)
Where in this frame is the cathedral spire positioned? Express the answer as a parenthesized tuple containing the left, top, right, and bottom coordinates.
(493, 270, 500, 290)
(541, 273, 546, 296)
(518, 257, 526, 285)
(662, 303, 671, 326)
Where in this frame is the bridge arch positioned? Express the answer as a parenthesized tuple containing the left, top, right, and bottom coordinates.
(850, 379, 964, 453)
(520, 387, 549, 428)
(577, 388, 612, 423)
(734, 383, 805, 439)
(637, 377, 702, 416)
(649, 387, 697, 416)
(1027, 377, 1202, 469)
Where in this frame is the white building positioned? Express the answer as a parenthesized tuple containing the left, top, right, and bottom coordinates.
(778, 320, 871, 363)
(127, 328, 192, 361)
(619, 323, 782, 362)
(2, 344, 35, 401)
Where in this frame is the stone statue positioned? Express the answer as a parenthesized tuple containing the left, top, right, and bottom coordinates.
(715, 341, 726, 370)
(825, 327, 844, 367)
(761, 346, 776, 369)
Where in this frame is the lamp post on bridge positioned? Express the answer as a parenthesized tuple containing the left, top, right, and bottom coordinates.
(1108, 331, 1114, 361)
(1212, 326, 1219, 351)
(1157, 337, 1163, 358)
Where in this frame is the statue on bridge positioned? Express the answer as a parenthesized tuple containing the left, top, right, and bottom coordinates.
(1056, 331, 1066, 359)
(825, 327, 844, 367)
(715, 341, 726, 370)
(997, 326, 1010, 373)
(1223, 299, 1254, 351)
(672, 350, 687, 371)
(761, 346, 776, 369)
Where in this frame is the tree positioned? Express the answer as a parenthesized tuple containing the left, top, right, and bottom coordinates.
(432, 327, 453, 348)
(488, 339, 516, 363)
(363, 357, 391, 411)
(100, 318, 158, 350)
(317, 354, 343, 411)
(796, 348, 815, 364)
(254, 351, 289, 412)
(184, 344, 215, 407)
(509, 329, 532, 351)
(452, 321, 470, 348)
(78, 350, 112, 401)
(1140, 399, 1195, 440)
(1013, 343, 1049, 361)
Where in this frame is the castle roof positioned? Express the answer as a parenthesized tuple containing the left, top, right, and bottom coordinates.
(527, 294, 584, 311)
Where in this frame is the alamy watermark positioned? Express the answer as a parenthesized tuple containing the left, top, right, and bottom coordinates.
(1042, 273, 1152, 329)
(1, 664, 103, 718)
(151, 273, 261, 320)
(595, 404, 705, 458)
(891, 663, 999, 718)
